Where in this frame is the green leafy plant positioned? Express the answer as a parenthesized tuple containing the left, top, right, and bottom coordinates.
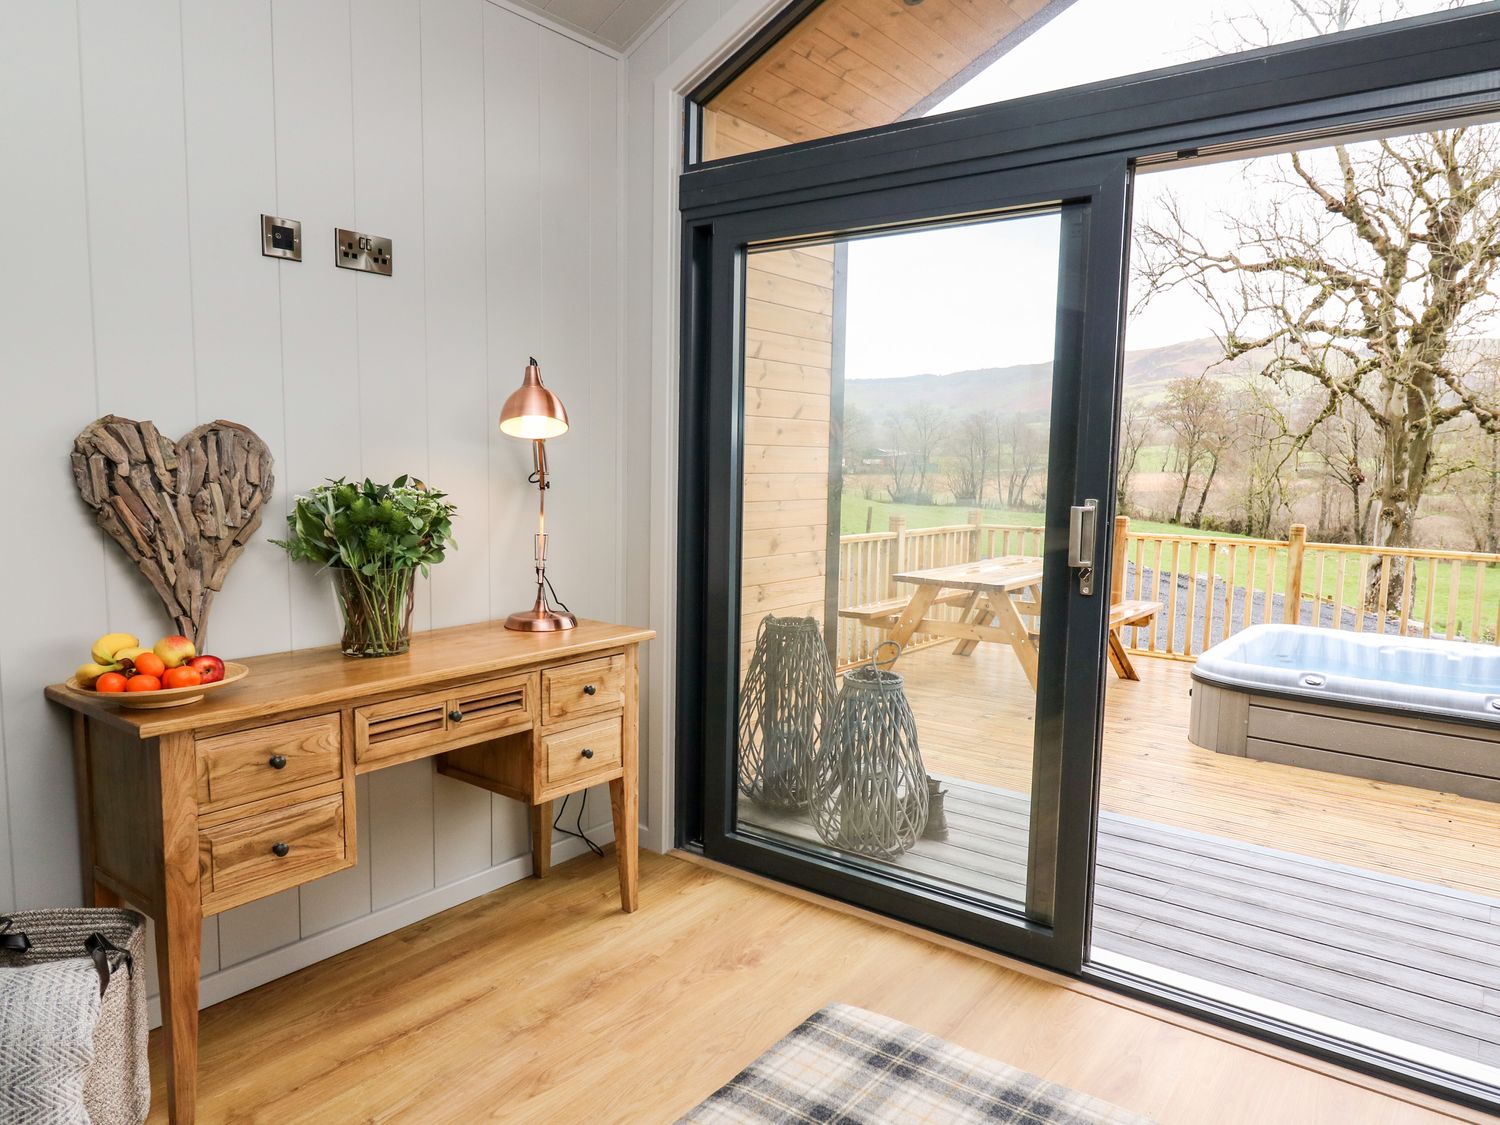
(272, 476, 457, 655)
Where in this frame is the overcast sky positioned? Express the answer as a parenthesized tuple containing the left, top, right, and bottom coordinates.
(841, 0, 1483, 380)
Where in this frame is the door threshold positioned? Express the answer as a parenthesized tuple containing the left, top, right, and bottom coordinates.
(674, 848, 1496, 1122)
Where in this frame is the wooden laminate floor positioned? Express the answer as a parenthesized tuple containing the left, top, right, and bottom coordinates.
(151, 851, 1484, 1124)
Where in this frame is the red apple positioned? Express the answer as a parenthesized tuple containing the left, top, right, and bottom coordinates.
(188, 654, 225, 684)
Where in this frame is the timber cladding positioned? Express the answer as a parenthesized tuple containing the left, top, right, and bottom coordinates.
(700, 0, 1056, 161)
(741, 245, 840, 666)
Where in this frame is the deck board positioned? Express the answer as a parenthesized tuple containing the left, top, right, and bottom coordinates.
(742, 778, 1500, 1066)
(737, 643, 1500, 1070)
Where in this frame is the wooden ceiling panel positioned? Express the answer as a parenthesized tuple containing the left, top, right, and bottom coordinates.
(702, 0, 1061, 161)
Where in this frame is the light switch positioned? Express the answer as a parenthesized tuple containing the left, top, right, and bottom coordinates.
(335, 229, 393, 277)
(260, 214, 301, 262)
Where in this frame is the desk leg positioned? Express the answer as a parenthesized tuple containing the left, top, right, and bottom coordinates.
(609, 776, 638, 913)
(156, 897, 202, 1124)
(613, 645, 640, 913)
(530, 801, 552, 878)
(155, 733, 202, 1125)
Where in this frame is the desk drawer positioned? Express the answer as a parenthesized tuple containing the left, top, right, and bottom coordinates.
(542, 654, 626, 725)
(196, 714, 342, 808)
(198, 793, 349, 913)
(354, 673, 533, 768)
(542, 716, 622, 792)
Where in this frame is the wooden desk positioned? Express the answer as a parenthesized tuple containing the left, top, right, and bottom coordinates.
(46, 618, 653, 1124)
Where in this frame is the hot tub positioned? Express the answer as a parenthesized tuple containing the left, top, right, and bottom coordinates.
(1189, 624, 1500, 800)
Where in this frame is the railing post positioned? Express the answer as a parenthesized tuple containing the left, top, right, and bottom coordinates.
(1111, 516, 1128, 604)
(1284, 523, 1307, 624)
(889, 515, 907, 593)
(967, 508, 983, 561)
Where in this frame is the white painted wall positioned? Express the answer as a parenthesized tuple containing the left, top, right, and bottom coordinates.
(0, 0, 630, 1012)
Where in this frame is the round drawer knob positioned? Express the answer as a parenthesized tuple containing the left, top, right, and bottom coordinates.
(448, 709, 464, 722)
(583, 684, 598, 696)
(271, 842, 291, 858)
(580, 747, 595, 759)
(268, 754, 288, 770)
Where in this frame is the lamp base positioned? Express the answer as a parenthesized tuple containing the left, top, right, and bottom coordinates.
(505, 606, 577, 632)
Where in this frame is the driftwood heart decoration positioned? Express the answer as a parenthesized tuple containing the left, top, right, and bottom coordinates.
(70, 415, 274, 648)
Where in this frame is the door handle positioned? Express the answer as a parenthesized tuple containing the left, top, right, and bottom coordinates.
(1068, 499, 1098, 596)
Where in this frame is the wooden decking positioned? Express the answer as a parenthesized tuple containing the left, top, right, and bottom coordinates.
(898, 644, 1500, 900)
(739, 643, 1500, 1071)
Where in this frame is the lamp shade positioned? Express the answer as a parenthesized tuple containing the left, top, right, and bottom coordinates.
(499, 357, 569, 440)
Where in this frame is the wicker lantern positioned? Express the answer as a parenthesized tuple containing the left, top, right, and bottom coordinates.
(811, 643, 929, 859)
(738, 614, 834, 811)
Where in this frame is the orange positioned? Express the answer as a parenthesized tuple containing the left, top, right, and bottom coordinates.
(162, 666, 202, 690)
(131, 652, 166, 678)
(95, 672, 128, 693)
(125, 674, 162, 692)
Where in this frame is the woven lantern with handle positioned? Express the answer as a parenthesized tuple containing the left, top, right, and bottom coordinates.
(811, 641, 929, 859)
(737, 614, 834, 811)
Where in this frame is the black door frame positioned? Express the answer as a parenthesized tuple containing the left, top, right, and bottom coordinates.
(676, 4, 1500, 1112)
(683, 157, 1131, 971)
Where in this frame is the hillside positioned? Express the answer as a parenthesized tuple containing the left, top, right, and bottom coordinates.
(843, 336, 1500, 418)
(842, 337, 1229, 417)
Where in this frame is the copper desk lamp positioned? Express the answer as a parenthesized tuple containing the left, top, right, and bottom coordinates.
(500, 357, 576, 632)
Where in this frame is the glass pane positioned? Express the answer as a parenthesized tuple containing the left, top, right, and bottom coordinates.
(734, 212, 1062, 917)
(699, 0, 1489, 162)
(1096, 119, 1500, 1088)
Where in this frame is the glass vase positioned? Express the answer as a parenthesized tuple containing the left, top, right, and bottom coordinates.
(331, 566, 417, 657)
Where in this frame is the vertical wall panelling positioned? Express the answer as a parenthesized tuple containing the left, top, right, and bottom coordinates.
(274, 0, 371, 941)
(76, 0, 199, 638)
(2, 0, 628, 1015)
(485, 4, 547, 864)
(0, 0, 104, 913)
(179, 0, 293, 663)
(622, 23, 668, 833)
(352, 0, 439, 913)
(273, 0, 362, 652)
(423, 0, 496, 885)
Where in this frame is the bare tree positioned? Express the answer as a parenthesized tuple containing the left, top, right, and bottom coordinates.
(885, 404, 948, 502)
(992, 413, 1046, 510)
(1303, 395, 1383, 542)
(1441, 359, 1500, 552)
(945, 410, 995, 506)
(1160, 372, 1232, 526)
(1136, 125, 1500, 600)
(1116, 397, 1154, 514)
(1231, 377, 1297, 537)
(841, 402, 876, 467)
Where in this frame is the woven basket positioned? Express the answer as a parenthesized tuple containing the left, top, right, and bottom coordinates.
(0, 908, 150, 1124)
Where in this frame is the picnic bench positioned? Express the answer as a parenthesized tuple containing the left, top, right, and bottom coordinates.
(839, 556, 1162, 685)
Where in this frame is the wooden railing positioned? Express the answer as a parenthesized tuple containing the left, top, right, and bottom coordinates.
(836, 514, 1500, 667)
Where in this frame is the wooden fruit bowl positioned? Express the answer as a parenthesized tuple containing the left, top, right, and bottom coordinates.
(62, 662, 250, 709)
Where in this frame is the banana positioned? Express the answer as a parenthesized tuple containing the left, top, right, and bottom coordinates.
(91, 632, 139, 664)
(112, 646, 150, 665)
(76, 662, 122, 688)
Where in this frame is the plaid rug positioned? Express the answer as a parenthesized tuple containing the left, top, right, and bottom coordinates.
(679, 1004, 1153, 1124)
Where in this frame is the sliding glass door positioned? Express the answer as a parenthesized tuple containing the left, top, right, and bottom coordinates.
(680, 160, 1130, 970)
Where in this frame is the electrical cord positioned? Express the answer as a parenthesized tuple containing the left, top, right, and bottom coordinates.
(551, 790, 604, 858)
(545, 573, 572, 615)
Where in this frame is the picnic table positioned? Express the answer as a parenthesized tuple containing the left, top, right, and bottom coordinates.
(838, 555, 1162, 688)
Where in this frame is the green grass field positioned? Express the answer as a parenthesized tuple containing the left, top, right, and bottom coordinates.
(839, 494, 1499, 641)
